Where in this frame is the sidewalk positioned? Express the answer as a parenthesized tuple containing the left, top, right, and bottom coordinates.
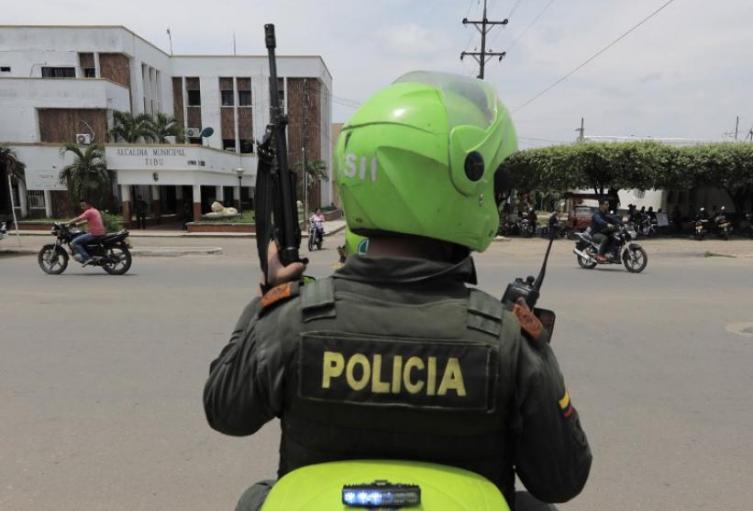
(6, 220, 347, 239)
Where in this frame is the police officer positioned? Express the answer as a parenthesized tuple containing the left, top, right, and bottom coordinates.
(203, 71, 591, 511)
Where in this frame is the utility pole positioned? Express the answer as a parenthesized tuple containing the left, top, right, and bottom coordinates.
(302, 78, 309, 230)
(460, 0, 508, 79)
(575, 117, 585, 142)
(734, 116, 740, 140)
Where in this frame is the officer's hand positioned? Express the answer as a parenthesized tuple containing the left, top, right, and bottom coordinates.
(262, 241, 306, 289)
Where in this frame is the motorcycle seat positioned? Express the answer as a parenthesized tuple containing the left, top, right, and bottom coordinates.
(99, 230, 128, 243)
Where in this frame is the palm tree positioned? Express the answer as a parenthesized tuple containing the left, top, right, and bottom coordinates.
(110, 111, 153, 143)
(0, 146, 26, 182)
(295, 159, 329, 185)
(147, 113, 183, 143)
(294, 159, 329, 217)
(1, 146, 26, 226)
(59, 143, 110, 206)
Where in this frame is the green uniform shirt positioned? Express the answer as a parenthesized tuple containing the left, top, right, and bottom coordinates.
(204, 255, 591, 504)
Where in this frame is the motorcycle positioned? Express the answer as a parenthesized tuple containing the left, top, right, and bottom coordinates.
(308, 222, 324, 251)
(572, 225, 648, 273)
(260, 459, 510, 510)
(714, 214, 732, 240)
(519, 216, 536, 238)
(0, 221, 6, 241)
(37, 222, 132, 275)
(694, 218, 708, 240)
(631, 214, 656, 238)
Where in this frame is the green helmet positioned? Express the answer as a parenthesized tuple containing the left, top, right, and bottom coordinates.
(335, 71, 517, 252)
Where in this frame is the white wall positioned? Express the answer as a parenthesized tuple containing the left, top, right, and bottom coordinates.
(0, 78, 130, 143)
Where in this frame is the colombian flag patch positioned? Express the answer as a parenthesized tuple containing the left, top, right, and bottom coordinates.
(559, 391, 574, 418)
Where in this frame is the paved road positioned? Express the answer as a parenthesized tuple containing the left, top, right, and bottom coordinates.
(1, 236, 752, 510)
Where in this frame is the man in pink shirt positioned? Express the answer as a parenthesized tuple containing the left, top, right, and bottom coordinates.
(69, 199, 106, 264)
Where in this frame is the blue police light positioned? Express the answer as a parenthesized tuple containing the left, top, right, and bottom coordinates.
(342, 481, 420, 508)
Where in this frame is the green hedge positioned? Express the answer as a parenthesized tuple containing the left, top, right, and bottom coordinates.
(502, 141, 753, 212)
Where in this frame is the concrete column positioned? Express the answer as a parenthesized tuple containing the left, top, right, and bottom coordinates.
(192, 184, 202, 222)
(175, 185, 183, 200)
(43, 190, 53, 217)
(120, 185, 132, 228)
(233, 184, 241, 201)
(17, 179, 28, 218)
(94, 52, 101, 78)
(215, 186, 223, 205)
(151, 185, 161, 224)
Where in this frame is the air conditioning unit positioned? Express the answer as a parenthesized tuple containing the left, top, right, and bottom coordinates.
(75, 133, 92, 145)
(185, 127, 201, 138)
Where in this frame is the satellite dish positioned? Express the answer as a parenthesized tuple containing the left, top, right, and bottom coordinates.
(200, 127, 214, 138)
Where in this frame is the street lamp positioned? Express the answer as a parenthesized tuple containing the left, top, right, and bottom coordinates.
(234, 167, 244, 214)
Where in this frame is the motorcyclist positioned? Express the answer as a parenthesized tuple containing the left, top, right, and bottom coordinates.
(309, 207, 325, 242)
(591, 199, 622, 263)
(68, 198, 106, 265)
(696, 207, 709, 222)
(203, 71, 591, 511)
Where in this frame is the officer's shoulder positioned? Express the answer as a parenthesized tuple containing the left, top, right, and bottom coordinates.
(258, 281, 303, 318)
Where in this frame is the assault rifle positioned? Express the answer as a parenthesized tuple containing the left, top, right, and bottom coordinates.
(255, 24, 306, 289)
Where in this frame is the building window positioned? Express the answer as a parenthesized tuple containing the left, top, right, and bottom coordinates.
(187, 90, 201, 106)
(240, 140, 254, 154)
(27, 190, 46, 210)
(221, 90, 234, 106)
(238, 90, 252, 106)
(41, 67, 75, 78)
(0, 66, 10, 72)
(83, 68, 96, 78)
(223, 139, 236, 151)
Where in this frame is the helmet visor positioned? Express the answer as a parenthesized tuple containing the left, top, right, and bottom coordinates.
(394, 71, 498, 131)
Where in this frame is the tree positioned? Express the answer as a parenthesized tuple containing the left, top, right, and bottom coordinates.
(110, 111, 153, 143)
(681, 143, 753, 214)
(147, 113, 184, 143)
(59, 143, 110, 207)
(0, 146, 26, 181)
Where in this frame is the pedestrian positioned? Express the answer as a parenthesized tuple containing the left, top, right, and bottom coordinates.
(203, 72, 591, 511)
(134, 195, 148, 229)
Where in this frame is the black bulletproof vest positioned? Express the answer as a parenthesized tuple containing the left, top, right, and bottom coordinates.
(278, 277, 521, 501)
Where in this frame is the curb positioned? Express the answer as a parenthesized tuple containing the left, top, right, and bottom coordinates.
(131, 247, 223, 257)
(1, 247, 223, 257)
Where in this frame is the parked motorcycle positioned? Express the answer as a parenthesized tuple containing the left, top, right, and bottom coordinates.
(572, 225, 648, 273)
(37, 223, 132, 275)
(519, 216, 536, 238)
(714, 214, 732, 240)
(631, 214, 656, 237)
(694, 218, 708, 240)
(308, 222, 324, 251)
(0, 221, 6, 241)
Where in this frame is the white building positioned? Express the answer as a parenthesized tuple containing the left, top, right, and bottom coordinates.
(0, 25, 333, 224)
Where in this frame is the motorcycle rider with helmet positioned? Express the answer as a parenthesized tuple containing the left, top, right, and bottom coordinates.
(591, 200, 622, 263)
(203, 71, 591, 511)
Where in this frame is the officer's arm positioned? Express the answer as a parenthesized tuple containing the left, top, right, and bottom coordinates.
(203, 298, 277, 436)
(591, 213, 606, 228)
(513, 335, 592, 503)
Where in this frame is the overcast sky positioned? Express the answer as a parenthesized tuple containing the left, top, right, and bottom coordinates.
(5, 0, 752, 148)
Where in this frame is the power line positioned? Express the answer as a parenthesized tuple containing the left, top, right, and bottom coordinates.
(507, 0, 525, 19)
(507, 0, 555, 52)
(460, 0, 509, 79)
(512, 0, 680, 113)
